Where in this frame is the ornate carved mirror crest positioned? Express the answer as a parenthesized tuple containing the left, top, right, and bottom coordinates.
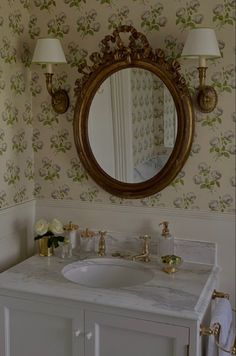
(74, 25, 194, 198)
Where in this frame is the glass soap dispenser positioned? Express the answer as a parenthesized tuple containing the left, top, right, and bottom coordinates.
(158, 221, 174, 257)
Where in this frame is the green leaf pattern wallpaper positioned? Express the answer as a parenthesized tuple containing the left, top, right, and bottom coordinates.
(0, 0, 235, 212)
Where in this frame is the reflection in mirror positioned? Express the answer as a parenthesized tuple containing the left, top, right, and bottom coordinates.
(88, 68, 177, 184)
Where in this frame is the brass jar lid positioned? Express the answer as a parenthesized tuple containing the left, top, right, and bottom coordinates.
(161, 255, 182, 274)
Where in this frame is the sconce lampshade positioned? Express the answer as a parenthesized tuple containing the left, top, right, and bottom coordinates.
(32, 38, 67, 64)
(181, 28, 221, 114)
(32, 38, 69, 114)
(181, 28, 221, 67)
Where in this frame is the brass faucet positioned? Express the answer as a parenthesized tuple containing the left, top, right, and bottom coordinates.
(97, 230, 107, 256)
(132, 235, 151, 262)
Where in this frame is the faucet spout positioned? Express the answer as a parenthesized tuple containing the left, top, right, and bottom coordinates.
(132, 235, 151, 263)
(132, 253, 150, 263)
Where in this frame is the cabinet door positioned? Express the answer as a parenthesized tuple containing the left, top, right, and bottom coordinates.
(85, 311, 189, 356)
(0, 297, 84, 356)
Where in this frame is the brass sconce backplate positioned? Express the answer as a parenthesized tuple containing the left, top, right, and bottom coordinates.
(51, 89, 70, 114)
(196, 85, 218, 113)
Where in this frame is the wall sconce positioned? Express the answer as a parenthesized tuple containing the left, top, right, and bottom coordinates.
(182, 27, 221, 113)
(32, 38, 70, 114)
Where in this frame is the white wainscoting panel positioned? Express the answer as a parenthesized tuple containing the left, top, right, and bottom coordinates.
(36, 199, 235, 309)
(0, 200, 35, 272)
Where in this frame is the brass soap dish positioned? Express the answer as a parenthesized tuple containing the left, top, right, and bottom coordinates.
(161, 255, 182, 274)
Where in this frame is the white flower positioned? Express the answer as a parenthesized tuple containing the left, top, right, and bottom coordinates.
(210, 137, 220, 147)
(193, 175, 203, 185)
(211, 170, 222, 180)
(194, 14, 203, 24)
(224, 130, 234, 140)
(173, 197, 183, 208)
(232, 112, 236, 123)
(198, 162, 208, 172)
(230, 177, 236, 187)
(176, 8, 185, 17)
(159, 17, 167, 27)
(213, 4, 223, 15)
(222, 194, 233, 206)
(177, 171, 185, 179)
(191, 144, 201, 154)
(49, 218, 64, 235)
(35, 219, 49, 236)
(209, 200, 219, 211)
(186, 192, 196, 202)
(190, 0, 199, 10)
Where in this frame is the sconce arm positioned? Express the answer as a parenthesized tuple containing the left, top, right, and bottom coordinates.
(197, 67, 207, 88)
(45, 73, 54, 96)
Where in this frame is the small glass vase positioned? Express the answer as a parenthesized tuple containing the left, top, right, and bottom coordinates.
(38, 236, 53, 257)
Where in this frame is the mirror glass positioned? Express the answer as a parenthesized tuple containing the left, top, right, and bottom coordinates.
(88, 68, 177, 183)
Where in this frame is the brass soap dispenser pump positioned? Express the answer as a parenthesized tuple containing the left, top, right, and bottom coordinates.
(158, 221, 174, 257)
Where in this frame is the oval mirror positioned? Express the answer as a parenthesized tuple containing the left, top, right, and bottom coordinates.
(74, 25, 194, 198)
(88, 68, 177, 184)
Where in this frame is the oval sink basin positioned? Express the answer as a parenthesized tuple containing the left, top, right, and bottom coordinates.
(61, 258, 154, 288)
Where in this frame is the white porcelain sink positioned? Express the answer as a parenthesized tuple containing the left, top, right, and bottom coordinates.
(61, 258, 154, 288)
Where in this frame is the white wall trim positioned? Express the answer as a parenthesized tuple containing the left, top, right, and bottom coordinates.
(0, 199, 35, 217)
(36, 199, 235, 223)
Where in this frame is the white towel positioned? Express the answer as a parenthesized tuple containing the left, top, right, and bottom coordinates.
(207, 298, 234, 356)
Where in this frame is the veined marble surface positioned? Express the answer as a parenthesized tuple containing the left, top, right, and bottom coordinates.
(0, 253, 219, 321)
(79, 231, 217, 265)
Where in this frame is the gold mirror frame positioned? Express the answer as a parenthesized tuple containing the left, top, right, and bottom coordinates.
(74, 25, 194, 199)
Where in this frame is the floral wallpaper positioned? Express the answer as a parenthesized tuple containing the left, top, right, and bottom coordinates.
(131, 68, 160, 167)
(0, 0, 235, 213)
(0, 0, 34, 208)
(163, 87, 176, 148)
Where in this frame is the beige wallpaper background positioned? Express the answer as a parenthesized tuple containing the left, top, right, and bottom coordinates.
(0, 0, 235, 212)
(131, 69, 161, 168)
(0, 0, 33, 208)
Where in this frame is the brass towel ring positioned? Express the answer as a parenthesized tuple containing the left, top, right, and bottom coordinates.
(200, 290, 236, 355)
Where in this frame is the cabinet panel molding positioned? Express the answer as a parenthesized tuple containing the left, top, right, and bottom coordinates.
(85, 310, 189, 356)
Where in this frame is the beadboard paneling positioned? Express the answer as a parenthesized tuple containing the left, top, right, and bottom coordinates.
(0, 200, 35, 272)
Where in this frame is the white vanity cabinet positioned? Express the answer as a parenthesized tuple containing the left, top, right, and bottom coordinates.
(0, 295, 190, 356)
(0, 254, 218, 356)
(85, 310, 189, 356)
(0, 296, 84, 356)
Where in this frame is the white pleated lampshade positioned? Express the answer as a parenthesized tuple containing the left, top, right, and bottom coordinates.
(182, 28, 221, 67)
(32, 38, 67, 64)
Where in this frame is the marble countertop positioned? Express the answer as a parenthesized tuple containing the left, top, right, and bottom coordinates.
(0, 254, 219, 321)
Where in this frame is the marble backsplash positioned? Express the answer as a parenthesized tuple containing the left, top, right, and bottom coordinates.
(70, 229, 216, 266)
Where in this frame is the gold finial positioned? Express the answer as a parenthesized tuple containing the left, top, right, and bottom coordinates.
(159, 221, 170, 238)
(80, 228, 95, 238)
(64, 221, 79, 231)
